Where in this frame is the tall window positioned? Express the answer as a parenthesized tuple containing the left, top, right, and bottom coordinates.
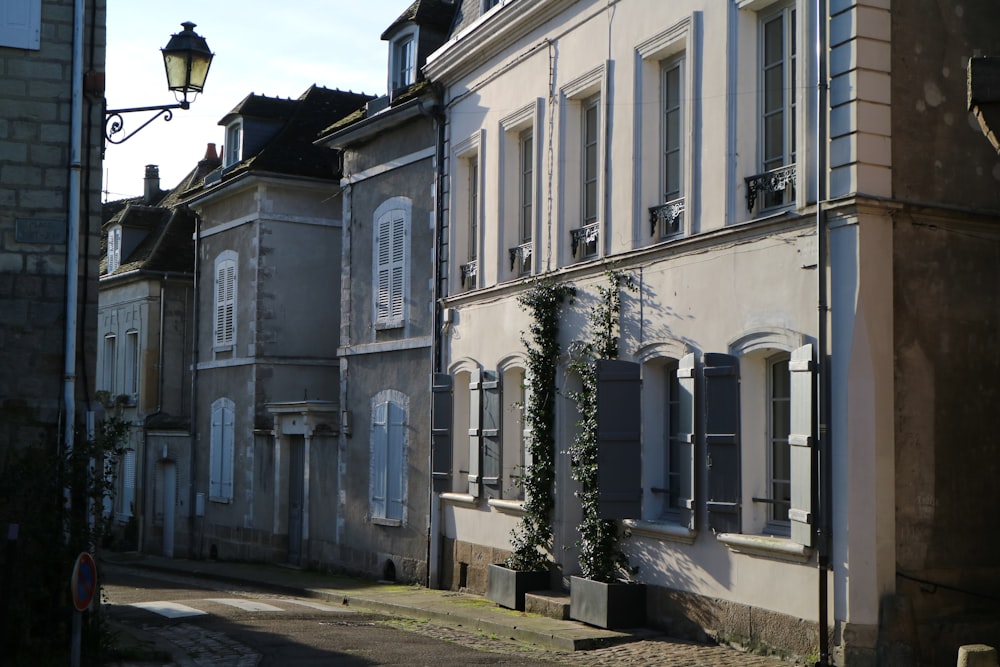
(642, 355, 694, 526)
(501, 367, 526, 501)
(660, 58, 684, 238)
(124, 329, 139, 401)
(519, 130, 533, 246)
(213, 252, 237, 349)
(106, 225, 122, 273)
(468, 161, 479, 263)
(373, 203, 408, 328)
(392, 36, 416, 92)
(582, 97, 599, 228)
(118, 449, 136, 520)
(768, 354, 791, 525)
(102, 334, 117, 393)
(209, 397, 235, 501)
(758, 5, 796, 210)
(224, 121, 242, 168)
(371, 392, 407, 523)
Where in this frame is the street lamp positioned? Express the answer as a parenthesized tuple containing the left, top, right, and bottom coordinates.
(104, 22, 214, 146)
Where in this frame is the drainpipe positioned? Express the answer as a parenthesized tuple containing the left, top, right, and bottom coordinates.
(815, 0, 832, 664)
(189, 212, 202, 557)
(64, 0, 86, 502)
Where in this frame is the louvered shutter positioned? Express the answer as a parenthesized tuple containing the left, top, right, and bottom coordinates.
(789, 344, 815, 546)
(390, 212, 405, 321)
(375, 215, 391, 323)
(215, 260, 235, 347)
(595, 359, 642, 520)
(387, 402, 406, 520)
(209, 401, 223, 498)
(675, 353, 697, 530)
(122, 449, 136, 517)
(220, 402, 235, 499)
(371, 401, 388, 517)
(482, 370, 501, 487)
(467, 369, 482, 496)
(0, 0, 40, 50)
(431, 373, 453, 493)
(703, 353, 740, 533)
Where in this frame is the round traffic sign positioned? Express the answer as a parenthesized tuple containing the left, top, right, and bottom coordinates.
(71, 552, 97, 612)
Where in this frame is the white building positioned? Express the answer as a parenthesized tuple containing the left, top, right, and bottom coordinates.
(425, 1, 1000, 664)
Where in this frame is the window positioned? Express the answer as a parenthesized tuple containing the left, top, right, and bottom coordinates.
(451, 369, 473, 494)
(209, 397, 235, 502)
(391, 35, 416, 92)
(519, 130, 533, 246)
(747, 4, 797, 213)
(501, 103, 539, 277)
(371, 392, 407, 523)
(572, 96, 600, 259)
(106, 225, 122, 273)
(767, 354, 791, 527)
(373, 200, 409, 329)
(658, 58, 684, 238)
(501, 367, 527, 500)
(118, 449, 136, 521)
(213, 252, 237, 349)
(124, 329, 139, 402)
(642, 355, 695, 526)
(0, 0, 41, 50)
(102, 334, 117, 393)
(224, 121, 242, 168)
(460, 157, 480, 290)
(482, 0, 501, 12)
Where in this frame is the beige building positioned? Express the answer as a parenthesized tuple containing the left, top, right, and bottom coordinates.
(425, 0, 1000, 664)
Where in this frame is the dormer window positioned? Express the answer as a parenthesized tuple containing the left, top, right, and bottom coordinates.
(106, 224, 122, 273)
(482, 0, 501, 12)
(224, 119, 242, 168)
(391, 31, 416, 93)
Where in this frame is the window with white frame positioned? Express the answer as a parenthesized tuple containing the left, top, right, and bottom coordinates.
(370, 392, 407, 524)
(501, 367, 527, 501)
(747, 3, 797, 214)
(459, 154, 480, 291)
(482, 0, 501, 12)
(572, 96, 600, 259)
(451, 369, 472, 494)
(0, 0, 41, 50)
(519, 130, 534, 246)
(209, 397, 235, 502)
(124, 329, 139, 402)
(391, 33, 416, 93)
(106, 225, 122, 273)
(658, 57, 684, 238)
(224, 120, 242, 168)
(373, 200, 409, 329)
(767, 353, 791, 528)
(501, 104, 538, 278)
(102, 334, 117, 393)
(213, 251, 237, 349)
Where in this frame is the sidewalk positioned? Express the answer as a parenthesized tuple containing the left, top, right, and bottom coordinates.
(101, 552, 793, 666)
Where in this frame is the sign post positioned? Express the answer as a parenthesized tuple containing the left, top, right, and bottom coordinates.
(70, 552, 97, 667)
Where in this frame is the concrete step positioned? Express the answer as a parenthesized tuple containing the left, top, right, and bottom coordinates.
(524, 590, 571, 620)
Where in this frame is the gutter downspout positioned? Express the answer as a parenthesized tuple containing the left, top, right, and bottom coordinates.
(64, 0, 86, 496)
(189, 212, 202, 558)
(815, 0, 832, 664)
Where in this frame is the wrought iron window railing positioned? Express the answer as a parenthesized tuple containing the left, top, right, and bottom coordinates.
(460, 260, 478, 290)
(508, 242, 532, 275)
(570, 222, 599, 259)
(649, 197, 685, 238)
(745, 163, 796, 213)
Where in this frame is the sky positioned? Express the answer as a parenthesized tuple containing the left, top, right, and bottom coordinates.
(103, 1, 408, 201)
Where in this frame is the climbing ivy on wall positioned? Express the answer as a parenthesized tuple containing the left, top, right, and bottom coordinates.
(505, 278, 575, 572)
(568, 269, 636, 582)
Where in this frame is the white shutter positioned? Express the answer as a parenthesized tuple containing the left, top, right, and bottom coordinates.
(675, 353, 697, 530)
(374, 209, 407, 326)
(214, 258, 236, 347)
(387, 402, 406, 520)
(788, 344, 815, 547)
(371, 402, 388, 517)
(390, 213, 405, 321)
(467, 369, 482, 496)
(0, 0, 40, 50)
(210, 402, 223, 497)
(221, 401, 235, 500)
(107, 227, 121, 273)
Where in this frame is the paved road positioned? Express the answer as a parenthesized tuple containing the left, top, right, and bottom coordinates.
(103, 563, 793, 666)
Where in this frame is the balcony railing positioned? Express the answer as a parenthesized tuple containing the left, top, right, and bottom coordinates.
(508, 242, 532, 275)
(570, 222, 599, 259)
(460, 260, 478, 290)
(745, 163, 796, 213)
(649, 197, 685, 238)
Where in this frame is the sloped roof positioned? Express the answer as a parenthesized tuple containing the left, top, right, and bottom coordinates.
(382, 0, 457, 39)
(220, 93, 298, 126)
(218, 85, 374, 182)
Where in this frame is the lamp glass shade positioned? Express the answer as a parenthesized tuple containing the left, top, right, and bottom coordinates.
(161, 22, 213, 98)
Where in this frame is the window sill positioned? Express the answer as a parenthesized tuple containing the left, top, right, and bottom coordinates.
(374, 320, 404, 331)
(487, 498, 525, 515)
(439, 492, 478, 506)
(371, 517, 402, 527)
(208, 496, 231, 504)
(623, 519, 697, 544)
(716, 533, 812, 563)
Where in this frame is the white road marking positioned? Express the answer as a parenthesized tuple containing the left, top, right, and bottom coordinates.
(204, 598, 285, 612)
(130, 601, 207, 618)
(279, 598, 353, 613)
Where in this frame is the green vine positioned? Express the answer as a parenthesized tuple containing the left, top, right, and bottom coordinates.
(568, 269, 636, 582)
(505, 278, 575, 572)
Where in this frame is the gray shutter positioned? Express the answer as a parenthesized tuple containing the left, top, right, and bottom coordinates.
(371, 402, 388, 518)
(789, 344, 815, 546)
(676, 353, 697, 530)
(220, 402, 235, 499)
(431, 373, 453, 493)
(387, 402, 406, 520)
(468, 369, 482, 496)
(703, 353, 740, 533)
(482, 370, 501, 487)
(209, 402, 222, 498)
(595, 359, 642, 520)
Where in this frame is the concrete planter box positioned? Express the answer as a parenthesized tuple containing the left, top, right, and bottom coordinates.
(569, 575, 646, 629)
(486, 564, 549, 611)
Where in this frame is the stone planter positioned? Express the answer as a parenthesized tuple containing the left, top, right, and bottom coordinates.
(486, 564, 550, 611)
(569, 575, 646, 629)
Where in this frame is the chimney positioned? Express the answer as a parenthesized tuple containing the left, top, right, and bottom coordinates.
(195, 143, 222, 180)
(144, 164, 161, 203)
